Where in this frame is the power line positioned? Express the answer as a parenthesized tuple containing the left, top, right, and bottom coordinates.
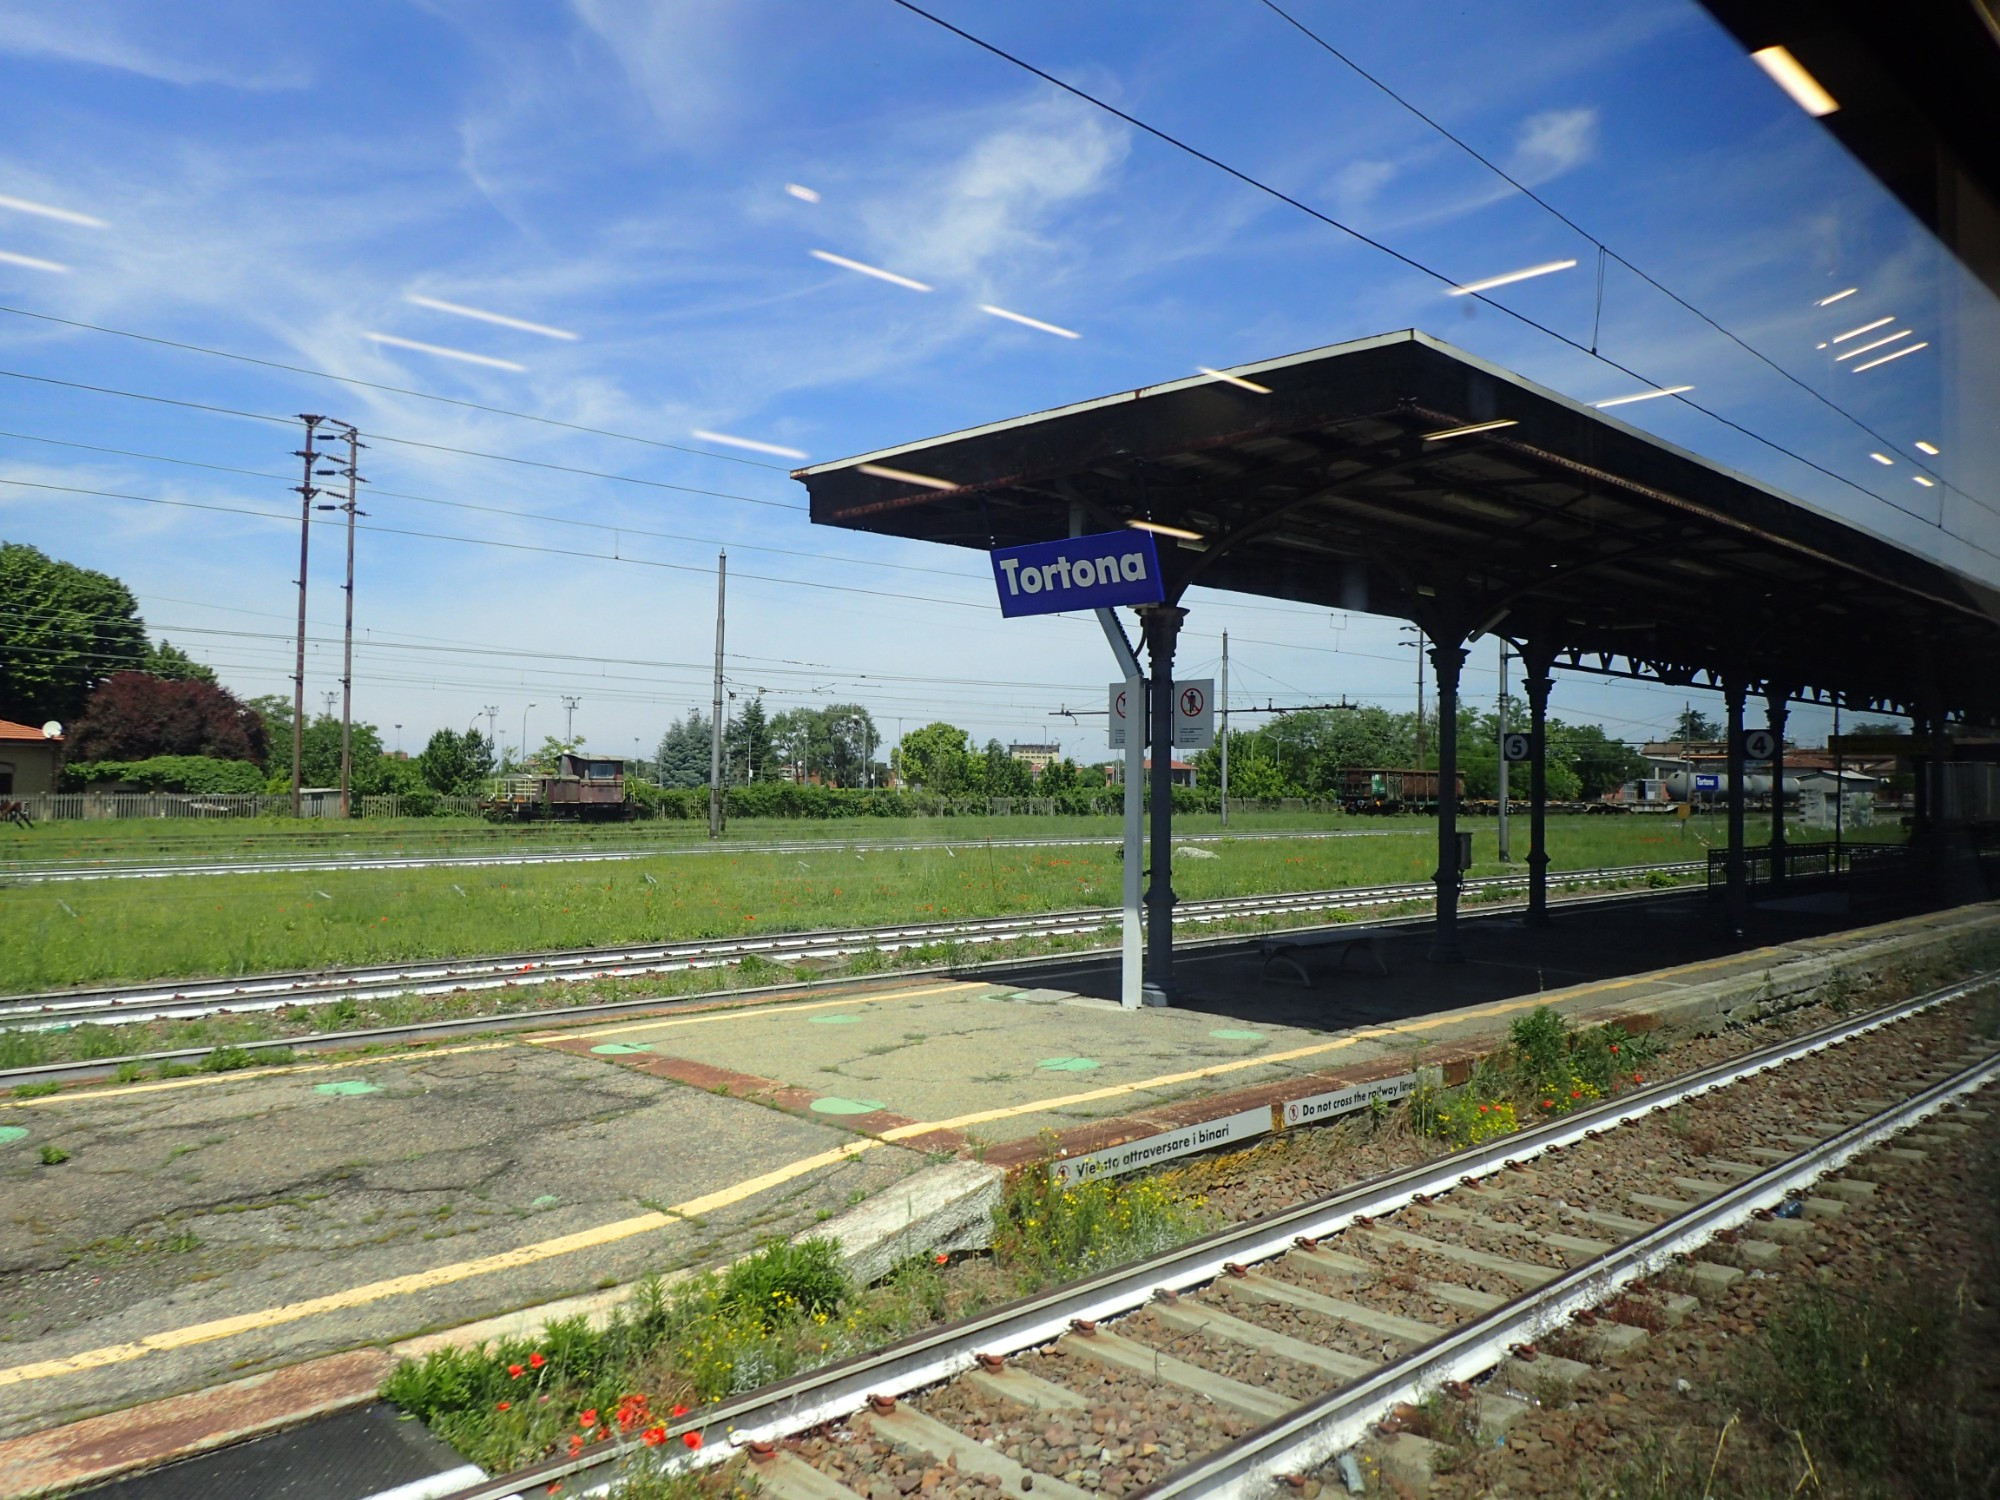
(0, 370, 805, 512)
(0, 427, 974, 583)
(883, 0, 1997, 564)
(0, 474, 989, 612)
(0, 303, 790, 472)
(1252, 0, 1984, 524)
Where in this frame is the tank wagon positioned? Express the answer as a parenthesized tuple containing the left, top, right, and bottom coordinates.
(481, 753, 636, 822)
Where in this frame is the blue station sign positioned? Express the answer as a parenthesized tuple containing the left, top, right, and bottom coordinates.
(989, 530, 1165, 618)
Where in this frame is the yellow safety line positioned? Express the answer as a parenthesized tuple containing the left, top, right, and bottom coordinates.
(7, 913, 1967, 1388)
(877, 955, 1753, 1139)
(0, 1138, 880, 1388)
(0, 1042, 515, 1110)
(532, 980, 992, 1043)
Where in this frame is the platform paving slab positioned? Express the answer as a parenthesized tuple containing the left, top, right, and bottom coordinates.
(0, 1037, 930, 1441)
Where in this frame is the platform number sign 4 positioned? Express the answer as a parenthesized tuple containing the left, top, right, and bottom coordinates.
(1741, 728, 1778, 762)
(1502, 731, 1531, 762)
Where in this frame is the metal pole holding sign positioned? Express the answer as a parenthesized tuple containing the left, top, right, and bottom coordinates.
(1101, 620, 1145, 1010)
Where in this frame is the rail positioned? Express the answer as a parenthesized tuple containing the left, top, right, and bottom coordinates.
(421, 969, 1999, 1500)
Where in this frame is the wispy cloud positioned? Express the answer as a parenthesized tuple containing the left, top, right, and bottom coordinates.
(0, 1, 309, 89)
(1510, 107, 1598, 183)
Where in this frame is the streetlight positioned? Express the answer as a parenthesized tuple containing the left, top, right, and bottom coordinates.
(520, 702, 537, 770)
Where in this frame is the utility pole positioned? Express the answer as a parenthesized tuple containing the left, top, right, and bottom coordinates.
(291, 415, 328, 818)
(326, 422, 365, 820)
(1399, 625, 1427, 770)
(708, 552, 727, 839)
(1496, 636, 1511, 861)
(561, 694, 581, 744)
(1219, 629, 1230, 827)
(322, 690, 339, 719)
(482, 705, 499, 756)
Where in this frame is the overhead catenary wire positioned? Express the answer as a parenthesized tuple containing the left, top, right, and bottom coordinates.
(882, 0, 1997, 565)
(0, 427, 975, 583)
(1252, 0, 1975, 517)
(0, 304, 790, 471)
(0, 370, 804, 511)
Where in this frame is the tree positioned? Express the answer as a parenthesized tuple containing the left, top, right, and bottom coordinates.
(982, 739, 1035, 797)
(296, 714, 393, 791)
(1673, 708, 1721, 742)
(142, 640, 218, 684)
(68, 672, 268, 765)
(416, 728, 495, 794)
(1549, 720, 1640, 799)
(1040, 757, 1080, 794)
(898, 721, 975, 793)
(723, 694, 775, 784)
(0, 541, 147, 727)
(654, 710, 713, 788)
(249, 695, 294, 758)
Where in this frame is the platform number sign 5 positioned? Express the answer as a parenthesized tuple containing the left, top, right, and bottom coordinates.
(1502, 732, 1531, 763)
(1741, 728, 1779, 762)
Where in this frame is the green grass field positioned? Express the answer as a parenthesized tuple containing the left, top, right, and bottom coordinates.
(0, 812, 1844, 992)
(0, 808, 1353, 868)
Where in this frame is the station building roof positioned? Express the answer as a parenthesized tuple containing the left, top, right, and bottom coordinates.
(797, 330, 2000, 722)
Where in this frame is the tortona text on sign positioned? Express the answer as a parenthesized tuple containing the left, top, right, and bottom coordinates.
(989, 530, 1167, 618)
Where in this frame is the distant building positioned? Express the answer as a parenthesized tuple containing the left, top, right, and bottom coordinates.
(0, 720, 62, 796)
(1008, 742, 1061, 775)
(1104, 757, 1195, 788)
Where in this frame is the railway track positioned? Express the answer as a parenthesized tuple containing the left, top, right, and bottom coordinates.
(0, 861, 1701, 1036)
(422, 972, 1998, 1500)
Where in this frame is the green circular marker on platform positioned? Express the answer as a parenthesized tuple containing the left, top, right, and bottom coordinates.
(590, 1042, 655, 1054)
(314, 1080, 380, 1096)
(1038, 1057, 1100, 1072)
(0, 1126, 28, 1145)
(808, 1014, 862, 1025)
(1209, 1029, 1265, 1041)
(810, 1097, 889, 1115)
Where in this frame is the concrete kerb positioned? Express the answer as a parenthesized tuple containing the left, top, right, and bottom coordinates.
(7, 902, 1990, 1496)
(0, 1158, 1008, 1498)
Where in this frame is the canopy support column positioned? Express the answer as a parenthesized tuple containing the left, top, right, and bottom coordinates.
(1765, 687, 1790, 891)
(1140, 604, 1186, 1004)
(1429, 639, 1468, 963)
(1520, 644, 1556, 929)
(1725, 677, 1749, 938)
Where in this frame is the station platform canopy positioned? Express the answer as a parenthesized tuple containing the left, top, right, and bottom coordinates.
(796, 329, 2000, 724)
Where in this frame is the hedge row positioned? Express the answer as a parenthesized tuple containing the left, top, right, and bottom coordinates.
(60, 755, 265, 794)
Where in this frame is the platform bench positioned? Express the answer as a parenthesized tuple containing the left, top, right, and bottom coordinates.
(1258, 927, 1389, 988)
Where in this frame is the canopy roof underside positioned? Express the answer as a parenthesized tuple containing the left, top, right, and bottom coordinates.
(798, 331, 2000, 720)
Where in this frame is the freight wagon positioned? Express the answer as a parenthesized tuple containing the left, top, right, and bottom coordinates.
(480, 753, 637, 821)
(1332, 766, 1464, 815)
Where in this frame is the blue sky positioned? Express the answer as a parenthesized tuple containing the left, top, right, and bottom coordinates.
(1, 0, 1993, 764)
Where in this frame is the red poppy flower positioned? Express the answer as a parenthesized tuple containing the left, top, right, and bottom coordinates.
(934, 1252, 948, 1265)
(578, 1410, 598, 1429)
(1570, 1091, 1581, 1100)
(1609, 1044, 1620, 1054)
(1633, 1073, 1644, 1084)
(508, 1364, 525, 1378)
(642, 1426, 668, 1447)
(568, 1435, 585, 1457)
(1477, 1105, 1488, 1114)
(546, 1486, 562, 1496)
(528, 1351, 546, 1368)
(496, 1401, 512, 1411)
(670, 1404, 689, 1418)
(684, 1431, 704, 1450)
